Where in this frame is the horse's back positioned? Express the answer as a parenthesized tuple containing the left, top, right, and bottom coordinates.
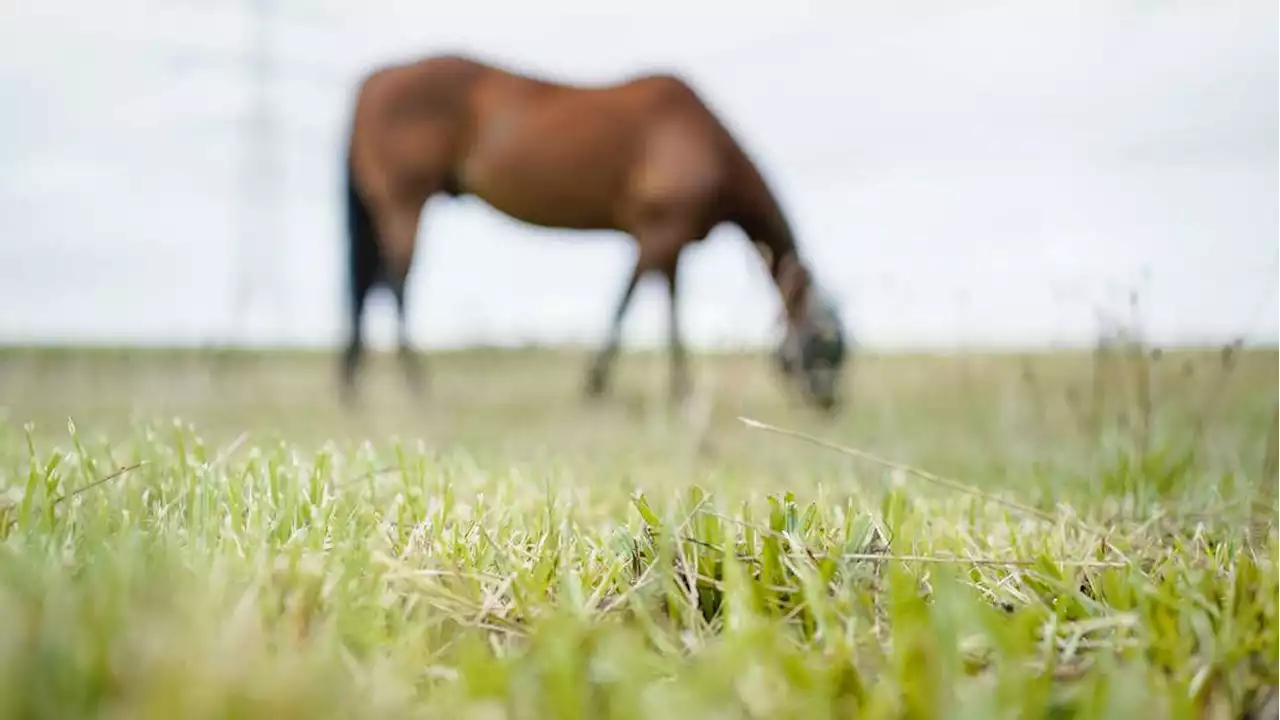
(349, 53, 749, 234)
(472, 68, 737, 230)
(353, 53, 719, 141)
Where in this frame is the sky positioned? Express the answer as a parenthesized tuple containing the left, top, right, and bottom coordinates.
(0, 0, 1275, 351)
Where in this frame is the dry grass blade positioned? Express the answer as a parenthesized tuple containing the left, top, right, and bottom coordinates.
(54, 461, 148, 506)
(690, 510, 1124, 568)
(211, 432, 250, 468)
(737, 415, 1099, 534)
(841, 553, 1126, 568)
(2, 461, 148, 533)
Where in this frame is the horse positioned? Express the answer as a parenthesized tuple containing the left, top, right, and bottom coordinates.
(339, 53, 849, 411)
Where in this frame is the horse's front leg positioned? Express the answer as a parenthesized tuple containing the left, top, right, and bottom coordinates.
(585, 259, 645, 399)
(661, 252, 690, 405)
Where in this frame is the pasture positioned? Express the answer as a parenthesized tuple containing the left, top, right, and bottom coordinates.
(0, 343, 1276, 718)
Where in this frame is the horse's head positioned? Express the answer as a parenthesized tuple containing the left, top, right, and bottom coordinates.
(775, 285, 848, 412)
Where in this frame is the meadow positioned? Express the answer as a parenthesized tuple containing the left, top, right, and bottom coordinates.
(0, 342, 1275, 719)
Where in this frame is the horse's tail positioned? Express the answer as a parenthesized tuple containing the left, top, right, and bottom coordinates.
(344, 153, 383, 316)
(339, 151, 382, 398)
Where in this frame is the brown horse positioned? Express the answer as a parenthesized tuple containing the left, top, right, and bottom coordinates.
(340, 53, 848, 410)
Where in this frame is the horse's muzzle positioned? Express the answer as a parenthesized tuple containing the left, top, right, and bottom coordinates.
(806, 366, 840, 412)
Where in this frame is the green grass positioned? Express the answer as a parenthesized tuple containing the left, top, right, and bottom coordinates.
(0, 344, 1276, 719)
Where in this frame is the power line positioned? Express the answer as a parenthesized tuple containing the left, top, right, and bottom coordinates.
(227, 0, 287, 348)
(155, 1, 364, 350)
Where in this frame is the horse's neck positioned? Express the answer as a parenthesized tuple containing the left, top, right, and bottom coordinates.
(720, 147, 815, 324)
(739, 210, 810, 324)
(725, 166, 806, 320)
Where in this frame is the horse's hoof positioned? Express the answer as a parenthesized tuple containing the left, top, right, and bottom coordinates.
(583, 373, 607, 400)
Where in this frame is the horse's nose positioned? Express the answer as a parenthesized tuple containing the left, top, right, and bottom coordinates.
(807, 366, 839, 413)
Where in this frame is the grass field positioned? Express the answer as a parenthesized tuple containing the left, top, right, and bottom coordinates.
(0, 343, 1276, 719)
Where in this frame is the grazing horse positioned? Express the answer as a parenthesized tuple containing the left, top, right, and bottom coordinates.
(340, 53, 848, 410)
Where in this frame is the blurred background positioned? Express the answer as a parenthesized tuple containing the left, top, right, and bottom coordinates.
(1, 0, 1275, 356)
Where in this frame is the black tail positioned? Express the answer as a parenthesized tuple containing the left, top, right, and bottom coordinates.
(346, 154, 383, 295)
(340, 154, 383, 399)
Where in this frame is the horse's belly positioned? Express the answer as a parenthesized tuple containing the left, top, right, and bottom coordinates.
(461, 158, 623, 231)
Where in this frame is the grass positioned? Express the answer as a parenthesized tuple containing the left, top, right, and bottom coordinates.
(0, 343, 1276, 719)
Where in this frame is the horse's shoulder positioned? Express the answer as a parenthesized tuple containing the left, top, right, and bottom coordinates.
(610, 72, 708, 117)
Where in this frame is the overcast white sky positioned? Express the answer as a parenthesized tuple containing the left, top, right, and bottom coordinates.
(0, 0, 1275, 350)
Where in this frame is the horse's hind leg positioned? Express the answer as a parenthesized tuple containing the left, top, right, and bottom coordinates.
(389, 271, 426, 396)
(375, 196, 430, 398)
(340, 271, 374, 408)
